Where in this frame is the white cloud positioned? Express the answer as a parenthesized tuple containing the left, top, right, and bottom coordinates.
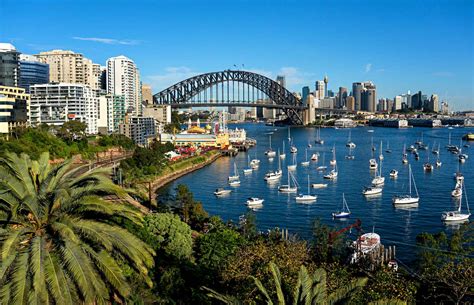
(365, 63, 372, 73)
(72, 37, 140, 45)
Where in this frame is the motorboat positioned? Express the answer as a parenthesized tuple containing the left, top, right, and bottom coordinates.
(311, 183, 328, 188)
(369, 159, 378, 170)
(393, 165, 419, 205)
(367, 129, 374, 133)
(228, 162, 240, 181)
(246, 197, 264, 207)
(390, 169, 398, 178)
(442, 180, 470, 222)
(362, 186, 383, 195)
(295, 175, 317, 203)
(371, 137, 376, 152)
(214, 188, 232, 196)
(279, 171, 298, 193)
(314, 127, 324, 144)
(346, 130, 356, 148)
(332, 193, 351, 218)
(432, 143, 440, 155)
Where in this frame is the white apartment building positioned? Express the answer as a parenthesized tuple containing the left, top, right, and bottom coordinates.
(34, 50, 101, 90)
(393, 95, 402, 111)
(106, 55, 141, 116)
(30, 83, 98, 134)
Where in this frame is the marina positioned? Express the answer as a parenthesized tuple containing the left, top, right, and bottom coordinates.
(158, 123, 473, 264)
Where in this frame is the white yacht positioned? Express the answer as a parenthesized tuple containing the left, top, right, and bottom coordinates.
(246, 197, 264, 207)
(287, 153, 297, 171)
(393, 165, 419, 205)
(362, 186, 383, 195)
(229, 180, 241, 187)
(265, 134, 276, 157)
(296, 175, 317, 203)
(346, 130, 356, 148)
(228, 162, 240, 181)
(279, 171, 298, 193)
(332, 193, 351, 218)
(390, 169, 398, 178)
(280, 141, 286, 159)
(311, 153, 319, 161)
(324, 167, 338, 180)
(301, 149, 310, 166)
(314, 127, 324, 144)
(402, 144, 409, 164)
(264, 151, 283, 182)
(442, 180, 470, 222)
(316, 153, 327, 171)
(369, 158, 378, 170)
(329, 145, 337, 166)
(311, 183, 328, 189)
(214, 188, 232, 196)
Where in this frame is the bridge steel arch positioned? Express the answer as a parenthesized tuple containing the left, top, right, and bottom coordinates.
(153, 70, 304, 125)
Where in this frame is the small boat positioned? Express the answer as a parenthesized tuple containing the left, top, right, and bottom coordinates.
(279, 171, 298, 193)
(311, 153, 319, 161)
(393, 165, 419, 205)
(451, 186, 462, 198)
(371, 137, 376, 152)
(246, 197, 264, 207)
(329, 145, 337, 166)
(372, 146, 385, 185)
(288, 153, 297, 171)
(301, 149, 310, 166)
(459, 154, 468, 163)
(346, 146, 355, 160)
(462, 132, 474, 141)
(323, 168, 338, 180)
(290, 145, 298, 154)
(316, 153, 327, 171)
(296, 175, 317, 202)
(214, 188, 232, 196)
(354, 232, 381, 254)
(332, 193, 351, 218)
(250, 158, 260, 169)
(414, 152, 420, 160)
(346, 130, 356, 148)
(243, 155, 253, 174)
(314, 127, 324, 144)
(436, 159, 442, 167)
(265, 151, 283, 182)
(390, 169, 398, 178)
(423, 147, 433, 171)
(311, 183, 328, 189)
(307, 140, 312, 148)
(280, 141, 286, 159)
(228, 162, 240, 181)
(369, 159, 378, 170)
(363, 185, 383, 195)
(265, 135, 276, 157)
(442, 180, 470, 222)
(229, 180, 241, 186)
(432, 142, 440, 155)
(402, 144, 408, 164)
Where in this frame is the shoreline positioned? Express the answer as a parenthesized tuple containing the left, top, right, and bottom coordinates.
(150, 150, 222, 193)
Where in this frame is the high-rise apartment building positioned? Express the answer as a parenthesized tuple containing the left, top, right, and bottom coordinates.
(35, 50, 100, 90)
(393, 95, 402, 111)
(143, 104, 172, 125)
(29, 83, 98, 134)
(106, 55, 141, 115)
(0, 43, 20, 87)
(323, 75, 329, 98)
(19, 54, 49, 92)
(0, 86, 29, 134)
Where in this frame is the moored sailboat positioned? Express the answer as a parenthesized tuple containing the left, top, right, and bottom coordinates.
(392, 165, 419, 205)
(332, 193, 351, 218)
(296, 175, 317, 202)
(442, 180, 471, 222)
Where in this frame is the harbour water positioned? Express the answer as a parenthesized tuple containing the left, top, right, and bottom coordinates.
(157, 123, 473, 264)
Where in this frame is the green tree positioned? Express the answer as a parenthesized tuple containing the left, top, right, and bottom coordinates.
(175, 184, 209, 230)
(195, 228, 244, 270)
(0, 152, 154, 304)
(143, 212, 193, 260)
(205, 262, 367, 304)
(57, 120, 88, 142)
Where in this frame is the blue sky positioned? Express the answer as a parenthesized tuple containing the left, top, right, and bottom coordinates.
(1, 0, 473, 110)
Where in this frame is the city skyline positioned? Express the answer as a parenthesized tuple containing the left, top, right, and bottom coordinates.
(1, 0, 473, 110)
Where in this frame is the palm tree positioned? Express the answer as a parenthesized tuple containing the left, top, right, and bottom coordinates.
(0, 152, 155, 304)
(205, 262, 367, 304)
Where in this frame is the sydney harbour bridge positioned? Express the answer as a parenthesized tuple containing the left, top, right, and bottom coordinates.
(153, 70, 306, 125)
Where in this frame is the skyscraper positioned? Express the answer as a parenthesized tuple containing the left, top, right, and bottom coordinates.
(323, 75, 329, 98)
(19, 54, 49, 92)
(352, 82, 364, 111)
(106, 55, 141, 115)
(338, 87, 348, 108)
(361, 81, 376, 112)
(0, 43, 20, 87)
(302, 86, 310, 105)
(276, 75, 286, 88)
(315, 80, 325, 99)
(411, 91, 423, 110)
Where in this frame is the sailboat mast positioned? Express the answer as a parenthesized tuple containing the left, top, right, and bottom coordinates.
(409, 165, 412, 195)
(278, 149, 281, 170)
